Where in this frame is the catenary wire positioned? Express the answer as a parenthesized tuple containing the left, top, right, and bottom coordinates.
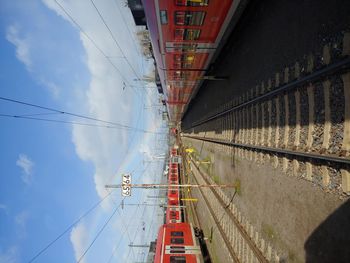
(53, 0, 143, 100)
(0, 113, 167, 134)
(90, 0, 142, 81)
(125, 204, 148, 262)
(0, 96, 166, 134)
(0, 96, 125, 127)
(28, 190, 115, 263)
(104, 161, 152, 262)
(77, 202, 121, 263)
(113, 0, 142, 56)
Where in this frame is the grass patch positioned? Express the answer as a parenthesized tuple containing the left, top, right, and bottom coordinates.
(213, 175, 220, 184)
(262, 223, 276, 240)
(233, 179, 241, 196)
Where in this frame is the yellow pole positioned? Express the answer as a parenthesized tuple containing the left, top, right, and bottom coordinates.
(181, 198, 198, 202)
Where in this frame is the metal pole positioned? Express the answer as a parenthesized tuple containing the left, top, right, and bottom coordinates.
(147, 195, 167, 198)
(128, 244, 149, 248)
(105, 183, 237, 189)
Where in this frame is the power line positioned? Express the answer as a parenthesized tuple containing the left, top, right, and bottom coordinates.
(90, 0, 142, 80)
(0, 114, 124, 129)
(77, 202, 121, 263)
(104, 161, 152, 262)
(125, 205, 148, 262)
(53, 0, 143, 100)
(28, 190, 115, 263)
(0, 96, 166, 134)
(0, 113, 167, 135)
(106, 220, 129, 263)
(105, 197, 145, 263)
(0, 96, 123, 127)
(113, 0, 142, 56)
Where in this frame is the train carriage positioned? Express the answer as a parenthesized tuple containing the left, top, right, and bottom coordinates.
(166, 206, 182, 224)
(155, 143, 210, 262)
(154, 223, 204, 263)
(142, 0, 240, 122)
(168, 185, 180, 206)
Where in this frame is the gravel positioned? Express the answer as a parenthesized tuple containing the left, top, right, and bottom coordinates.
(328, 75, 345, 155)
(299, 87, 309, 147)
(288, 93, 297, 148)
(312, 82, 325, 150)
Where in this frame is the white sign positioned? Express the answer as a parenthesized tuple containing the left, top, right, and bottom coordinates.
(122, 174, 132, 197)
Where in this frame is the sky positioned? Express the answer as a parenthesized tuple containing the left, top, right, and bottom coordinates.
(0, 1, 168, 262)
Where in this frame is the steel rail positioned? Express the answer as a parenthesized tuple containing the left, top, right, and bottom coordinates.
(188, 156, 241, 263)
(181, 147, 213, 263)
(186, 56, 350, 129)
(183, 135, 350, 165)
(189, 154, 268, 263)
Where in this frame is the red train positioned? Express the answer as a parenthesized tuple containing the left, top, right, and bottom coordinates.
(154, 147, 210, 263)
(154, 223, 204, 263)
(142, 0, 239, 122)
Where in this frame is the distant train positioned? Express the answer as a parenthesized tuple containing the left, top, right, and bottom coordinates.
(154, 147, 210, 263)
(142, 0, 239, 122)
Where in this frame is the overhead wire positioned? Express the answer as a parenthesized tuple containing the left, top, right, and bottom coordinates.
(90, 0, 142, 81)
(77, 202, 121, 263)
(27, 190, 115, 263)
(53, 0, 143, 100)
(104, 161, 152, 262)
(0, 96, 124, 127)
(0, 96, 166, 134)
(12, 0, 163, 261)
(125, 203, 148, 262)
(0, 113, 166, 134)
(120, 162, 154, 263)
(0, 114, 126, 129)
(112, 0, 142, 56)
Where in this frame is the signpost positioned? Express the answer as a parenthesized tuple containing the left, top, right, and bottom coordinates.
(121, 174, 132, 197)
(109, 174, 237, 197)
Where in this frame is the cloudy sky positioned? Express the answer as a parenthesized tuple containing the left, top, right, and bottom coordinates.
(0, 1, 167, 262)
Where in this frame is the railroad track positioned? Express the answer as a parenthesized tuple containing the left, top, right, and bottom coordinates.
(182, 52, 350, 195)
(182, 150, 280, 263)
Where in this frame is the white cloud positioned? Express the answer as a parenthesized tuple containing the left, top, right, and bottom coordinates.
(70, 223, 88, 263)
(0, 246, 19, 263)
(39, 0, 167, 260)
(6, 24, 32, 70)
(16, 154, 34, 185)
(15, 211, 30, 239)
(41, 0, 154, 201)
(39, 78, 61, 99)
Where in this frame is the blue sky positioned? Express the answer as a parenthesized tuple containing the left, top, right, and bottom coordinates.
(0, 1, 167, 262)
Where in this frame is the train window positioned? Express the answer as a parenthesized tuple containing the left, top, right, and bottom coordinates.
(171, 237, 184, 244)
(174, 54, 182, 62)
(175, 0, 208, 6)
(175, 11, 206, 26)
(160, 10, 168, 24)
(184, 29, 201, 40)
(174, 29, 185, 40)
(171, 231, 184, 237)
(170, 256, 186, 263)
(170, 246, 185, 249)
(173, 43, 197, 52)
